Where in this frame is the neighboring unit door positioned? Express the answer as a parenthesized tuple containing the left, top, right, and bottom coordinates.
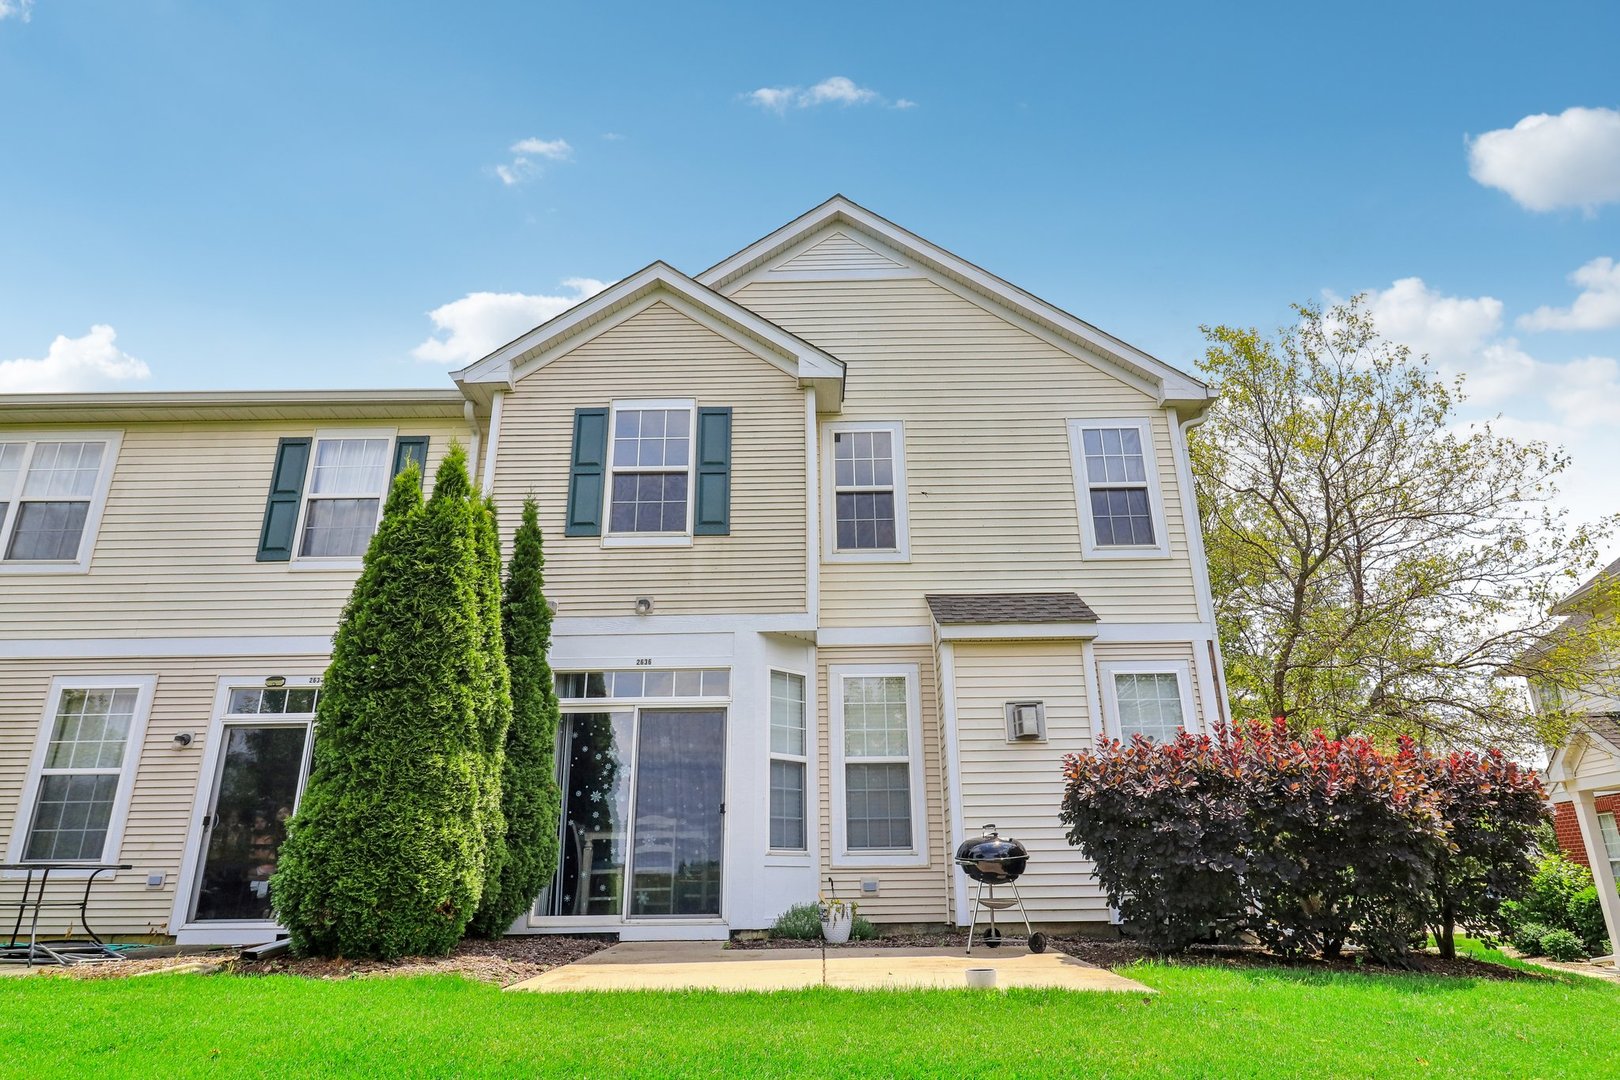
(189, 723, 311, 922)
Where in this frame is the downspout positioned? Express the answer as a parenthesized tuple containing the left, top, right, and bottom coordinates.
(463, 398, 481, 489)
(1174, 409, 1232, 727)
(480, 391, 505, 498)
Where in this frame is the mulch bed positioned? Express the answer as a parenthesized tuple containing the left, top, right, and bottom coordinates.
(236, 935, 613, 985)
(46, 936, 613, 987)
(733, 932, 1538, 980)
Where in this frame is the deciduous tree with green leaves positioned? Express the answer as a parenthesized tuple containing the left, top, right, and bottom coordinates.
(272, 446, 508, 959)
(469, 498, 563, 937)
(1189, 297, 1619, 754)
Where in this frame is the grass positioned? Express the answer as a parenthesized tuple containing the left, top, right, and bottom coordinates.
(1, 948, 1616, 1078)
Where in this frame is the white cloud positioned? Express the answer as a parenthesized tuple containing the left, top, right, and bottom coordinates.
(745, 75, 911, 113)
(491, 136, 574, 186)
(1543, 355, 1620, 428)
(509, 137, 573, 161)
(1357, 276, 1504, 366)
(0, 1, 34, 22)
(1335, 277, 1618, 424)
(411, 279, 610, 366)
(0, 325, 150, 392)
(1467, 106, 1620, 213)
(1519, 256, 1620, 331)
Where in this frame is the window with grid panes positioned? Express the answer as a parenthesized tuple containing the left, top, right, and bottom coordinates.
(1113, 672, 1187, 741)
(608, 406, 693, 534)
(298, 437, 391, 558)
(1079, 426, 1155, 547)
(0, 439, 111, 563)
(769, 671, 808, 851)
(22, 687, 139, 862)
(840, 675, 913, 850)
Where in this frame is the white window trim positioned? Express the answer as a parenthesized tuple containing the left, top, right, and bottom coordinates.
(822, 419, 910, 563)
(288, 427, 397, 572)
(602, 398, 696, 548)
(1096, 659, 1199, 740)
(1066, 417, 1171, 560)
(168, 674, 322, 940)
(4, 674, 158, 875)
(828, 663, 926, 868)
(767, 668, 811, 856)
(1599, 812, 1620, 884)
(0, 430, 123, 576)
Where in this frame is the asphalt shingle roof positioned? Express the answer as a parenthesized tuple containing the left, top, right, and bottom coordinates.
(924, 592, 1099, 625)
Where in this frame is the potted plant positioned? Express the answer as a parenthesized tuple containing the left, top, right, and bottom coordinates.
(819, 879, 855, 943)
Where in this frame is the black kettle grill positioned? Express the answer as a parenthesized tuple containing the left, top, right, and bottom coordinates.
(954, 823, 1046, 955)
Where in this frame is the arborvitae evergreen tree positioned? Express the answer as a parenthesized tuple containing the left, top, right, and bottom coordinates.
(469, 497, 563, 936)
(271, 446, 502, 958)
(470, 494, 512, 921)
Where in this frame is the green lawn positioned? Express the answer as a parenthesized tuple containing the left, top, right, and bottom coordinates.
(1, 950, 1616, 1078)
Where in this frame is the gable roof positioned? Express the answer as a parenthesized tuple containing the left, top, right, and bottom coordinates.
(1554, 555, 1620, 615)
(698, 195, 1213, 416)
(452, 261, 845, 407)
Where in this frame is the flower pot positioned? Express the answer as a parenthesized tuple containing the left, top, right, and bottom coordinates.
(965, 967, 998, 989)
(820, 908, 853, 944)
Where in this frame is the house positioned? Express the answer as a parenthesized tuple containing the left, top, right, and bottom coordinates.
(0, 197, 1226, 945)
(1539, 556, 1620, 956)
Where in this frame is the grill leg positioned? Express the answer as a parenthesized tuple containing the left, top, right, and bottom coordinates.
(965, 877, 986, 956)
(1011, 879, 1035, 938)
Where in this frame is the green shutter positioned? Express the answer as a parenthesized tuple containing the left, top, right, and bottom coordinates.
(693, 407, 732, 537)
(392, 435, 429, 486)
(565, 408, 609, 536)
(256, 437, 311, 562)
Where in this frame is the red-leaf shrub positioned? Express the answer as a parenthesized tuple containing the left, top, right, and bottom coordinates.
(1236, 725, 1443, 963)
(1421, 749, 1549, 958)
(1060, 720, 1545, 964)
(1055, 730, 1250, 950)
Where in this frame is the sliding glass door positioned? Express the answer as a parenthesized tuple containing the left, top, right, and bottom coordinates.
(543, 707, 725, 920)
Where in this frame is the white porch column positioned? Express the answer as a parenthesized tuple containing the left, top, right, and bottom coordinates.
(1569, 790, 1620, 961)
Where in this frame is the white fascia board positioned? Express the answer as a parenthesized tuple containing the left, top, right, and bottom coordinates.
(698, 196, 1212, 409)
(452, 262, 845, 397)
(934, 621, 1100, 642)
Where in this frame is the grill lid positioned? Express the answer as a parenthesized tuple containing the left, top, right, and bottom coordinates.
(953, 823, 1029, 883)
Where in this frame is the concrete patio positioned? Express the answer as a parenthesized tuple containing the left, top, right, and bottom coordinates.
(505, 940, 1151, 993)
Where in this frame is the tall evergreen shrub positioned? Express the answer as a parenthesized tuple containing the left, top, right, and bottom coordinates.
(470, 498, 563, 936)
(271, 447, 504, 958)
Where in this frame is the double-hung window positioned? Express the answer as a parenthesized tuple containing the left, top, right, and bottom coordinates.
(1098, 660, 1196, 742)
(1599, 813, 1620, 887)
(297, 435, 392, 559)
(607, 401, 693, 540)
(830, 665, 925, 866)
(8, 676, 156, 866)
(769, 671, 808, 852)
(1067, 418, 1168, 558)
(825, 420, 909, 560)
(0, 434, 121, 573)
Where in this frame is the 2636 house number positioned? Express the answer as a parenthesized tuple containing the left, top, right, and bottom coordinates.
(635, 658, 653, 666)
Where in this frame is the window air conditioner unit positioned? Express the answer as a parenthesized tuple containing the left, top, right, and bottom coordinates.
(1005, 701, 1046, 742)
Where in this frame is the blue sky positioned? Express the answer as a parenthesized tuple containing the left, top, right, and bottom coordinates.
(1, 1, 1617, 542)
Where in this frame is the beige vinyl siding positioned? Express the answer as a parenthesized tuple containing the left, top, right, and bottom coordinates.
(0, 418, 469, 638)
(1092, 640, 1208, 727)
(1570, 736, 1620, 784)
(818, 643, 950, 923)
(0, 654, 327, 935)
(492, 301, 808, 616)
(770, 230, 907, 275)
(732, 276, 1202, 627)
(951, 641, 1109, 922)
